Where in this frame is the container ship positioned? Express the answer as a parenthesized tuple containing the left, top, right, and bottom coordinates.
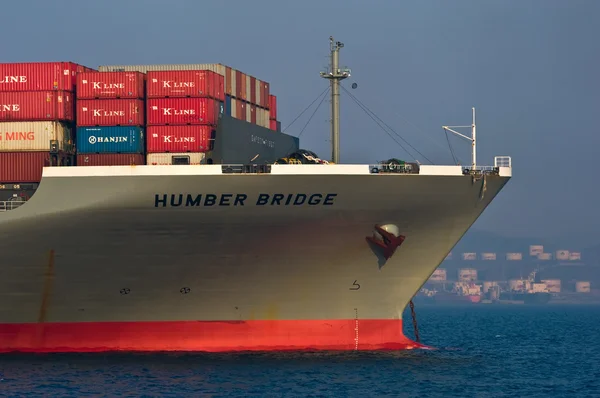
(0, 38, 512, 353)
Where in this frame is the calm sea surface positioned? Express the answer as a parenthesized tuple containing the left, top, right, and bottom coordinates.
(1, 305, 599, 397)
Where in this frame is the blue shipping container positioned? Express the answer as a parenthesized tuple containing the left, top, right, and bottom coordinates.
(76, 126, 145, 154)
(225, 95, 231, 117)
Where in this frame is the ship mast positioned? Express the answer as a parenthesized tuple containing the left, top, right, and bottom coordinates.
(442, 107, 477, 170)
(320, 36, 351, 163)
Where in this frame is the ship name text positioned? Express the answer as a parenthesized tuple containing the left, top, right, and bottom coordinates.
(154, 193, 338, 207)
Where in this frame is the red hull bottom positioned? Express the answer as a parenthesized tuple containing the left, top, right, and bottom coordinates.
(0, 319, 423, 353)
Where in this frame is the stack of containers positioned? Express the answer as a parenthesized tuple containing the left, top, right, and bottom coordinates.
(75, 71, 146, 166)
(226, 67, 271, 129)
(97, 64, 272, 130)
(0, 62, 94, 183)
(145, 70, 224, 165)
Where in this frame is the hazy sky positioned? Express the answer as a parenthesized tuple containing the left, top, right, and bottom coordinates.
(2, 0, 598, 243)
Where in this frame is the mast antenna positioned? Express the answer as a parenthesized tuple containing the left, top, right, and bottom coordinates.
(320, 36, 351, 163)
(442, 107, 477, 170)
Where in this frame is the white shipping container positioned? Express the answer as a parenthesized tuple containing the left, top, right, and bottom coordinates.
(246, 102, 252, 123)
(255, 107, 263, 127)
(229, 68, 237, 98)
(264, 108, 271, 127)
(230, 98, 238, 119)
(245, 75, 252, 103)
(0, 121, 72, 152)
(255, 79, 262, 106)
(146, 152, 206, 165)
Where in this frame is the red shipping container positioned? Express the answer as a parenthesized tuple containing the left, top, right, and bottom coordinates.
(76, 153, 145, 166)
(77, 71, 145, 99)
(263, 82, 270, 109)
(0, 152, 68, 183)
(250, 104, 257, 125)
(147, 98, 220, 126)
(147, 125, 212, 153)
(0, 62, 92, 92)
(147, 70, 224, 101)
(269, 119, 278, 131)
(76, 99, 144, 126)
(269, 95, 277, 120)
(236, 70, 248, 100)
(235, 100, 245, 121)
(249, 76, 256, 105)
(0, 91, 74, 122)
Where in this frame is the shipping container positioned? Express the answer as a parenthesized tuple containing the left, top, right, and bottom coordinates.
(147, 98, 222, 126)
(76, 153, 145, 166)
(76, 99, 144, 126)
(225, 66, 232, 96)
(0, 121, 73, 152)
(146, 70, 224, 101)
(0, 91, 74, 122)
(262, 82, 270, 108)
(269, 95, 277, 119)
(230, 97, 238, 119)
(235, 70, 245, 100)
(0, 62, 92, 92)
(225, 95, 232, 117)
(146, 152, 206, 165)
(235, 99, 242, 121)
(256, 107, 265, 128)
(254, 78, 261, 106)
(246, 75, 252, 103)
(0, 152, 67, 183)
(146, 125, 212, 153)
(269, 119, 277, 131)
(97, 64, 274, 104)
(76, 126, 145, 154)
(250, 104, 256, 125)
(76, 71, 145, 99)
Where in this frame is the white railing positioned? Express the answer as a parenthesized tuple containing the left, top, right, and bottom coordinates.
(0, 201, 25, 212)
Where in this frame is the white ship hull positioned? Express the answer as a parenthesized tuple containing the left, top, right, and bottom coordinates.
(0, 163, 511, 352)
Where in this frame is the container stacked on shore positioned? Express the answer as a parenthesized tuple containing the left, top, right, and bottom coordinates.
(75, 71, 146, 166)
(145, 70, 224, 165)
(0, 62, 93, 183)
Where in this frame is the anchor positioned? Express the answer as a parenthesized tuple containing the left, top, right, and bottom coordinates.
(365, 224, 406, 261)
